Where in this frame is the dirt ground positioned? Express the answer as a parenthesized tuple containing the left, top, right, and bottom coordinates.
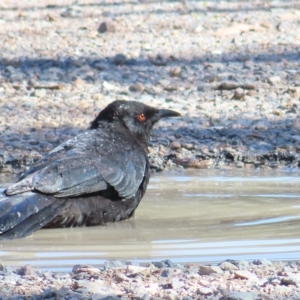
(0, 0, 299, 174)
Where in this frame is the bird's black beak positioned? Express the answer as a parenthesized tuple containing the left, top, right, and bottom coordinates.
(157, 109, 181, 119)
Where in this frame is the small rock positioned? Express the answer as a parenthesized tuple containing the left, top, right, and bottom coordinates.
(40, 288, 61, 299)
(170, 67, 181, 77)
(33, 89, 46, 98)
(260, 21, 273, 29)
(129, 83, 144, 92)
(17, 265, 35, 276)
(29, 139, 39, 145)
(102, 81, 114, 91)
(227, 291, 260, 300)
(233, 88, 244, 100)
(72, 265, 100, 275)
(73, 77, 86, 88)
(75, 280, 115, 295)
(163, 292, 176, 300)
(268, 76, 281, 85)
(161, 269, 173, 278)
(183, 143, 194, 150)
(98, 20, 116, 33)
(253, 259, 272, 266)
(197, 287, 213, 295)
(126, 265, 150, 276)
(216, 81, 240, 90)
(198, 279, 209, 286)
(112, 53, 127, 65)
(271, 278, 281, 286)
(281, 276, 298, 286)
(232, 260, 250, 270)
(164, 84, 178, 92)
(93, 62, 108, 70)
(115, 273, 131, 282)
(244, 60, 254, 69)
(164, 259, 175, 267)
(175, 157, 214, 169)
(219, 261, 238, 272)
(149, 54, 168, 66)
(242, 83, 256, 90)
(170, 141, 181, 150)
(73, 266, 88, 273)
(203, 74, 216, 83)
(46, 14, 55, 22)
(92, 93, 103, 100)
(277, 21, 291, 32)
(152, 261, 165, 268)
(159, 79, 171, 87)
(5, 65, 16, 74)
(234, 270, 258, 280)
(199, 265, 223, 275)
(171, 278, 184, 289)
(127, 283, 147, 296)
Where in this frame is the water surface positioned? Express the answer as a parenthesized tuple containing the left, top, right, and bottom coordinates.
(1, 169, 300, 272)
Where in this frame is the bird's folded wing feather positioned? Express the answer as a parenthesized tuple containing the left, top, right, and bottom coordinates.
(17, 134, 85, 181)
(7, 151, 146, 200)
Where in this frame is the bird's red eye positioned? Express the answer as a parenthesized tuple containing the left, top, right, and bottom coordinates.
(137, 113, 146, 122)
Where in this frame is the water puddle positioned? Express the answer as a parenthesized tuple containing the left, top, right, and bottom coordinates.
(1, 169, 300, 272)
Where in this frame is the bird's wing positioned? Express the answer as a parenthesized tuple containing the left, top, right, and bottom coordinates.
(17, 134, 84, 181)
(32, 150, 146, 199)
(6, 130, 147, 199)
(5, 134, 85, 195)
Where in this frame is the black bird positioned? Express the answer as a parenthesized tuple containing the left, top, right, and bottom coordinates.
(0, 100, 180, 239)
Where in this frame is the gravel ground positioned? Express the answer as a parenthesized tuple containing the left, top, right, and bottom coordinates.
(1, 0, 300, 299)
(2, 259, 300, 300)
(0, 0, 300, 174)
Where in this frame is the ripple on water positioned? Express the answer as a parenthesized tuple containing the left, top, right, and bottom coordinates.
(1, 169, 300, 271)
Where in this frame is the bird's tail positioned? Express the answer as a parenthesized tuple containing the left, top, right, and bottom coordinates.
(0, 192, 64, 240)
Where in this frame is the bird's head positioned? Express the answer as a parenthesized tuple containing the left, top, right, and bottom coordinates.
(90, 100, 181, 145)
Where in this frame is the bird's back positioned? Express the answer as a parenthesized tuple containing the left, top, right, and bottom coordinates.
(0, 100, 180, 239)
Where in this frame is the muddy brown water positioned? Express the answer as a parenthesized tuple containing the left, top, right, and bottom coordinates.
(1, 169, 300, 272)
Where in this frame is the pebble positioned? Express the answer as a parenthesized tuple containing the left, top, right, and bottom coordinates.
(199, 265, 223, 275)
(126, 265, 150, 276)
(129, 83, 144, 92)
(227, 291, 260, 300)
(219, 261, 239, 272)
(102, 81, 115, 91)
(234, 270, 258, 280)
(33, 89, 47, 98)
(98, 20, 116, 33)
(233, 260, 250, 270)
(268, 76, 281, 84)
(233, 88, 244, 100)
(169, 67, 181, 77)
(112, 54, 127, 65)
(197, 287, 213, 295)
(16, 265, 35, 276)
(170, 141, 181, 150)
(149, 54, 168, 66)
(252, 259, 272, 266)
(281, 276, 299, 286)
